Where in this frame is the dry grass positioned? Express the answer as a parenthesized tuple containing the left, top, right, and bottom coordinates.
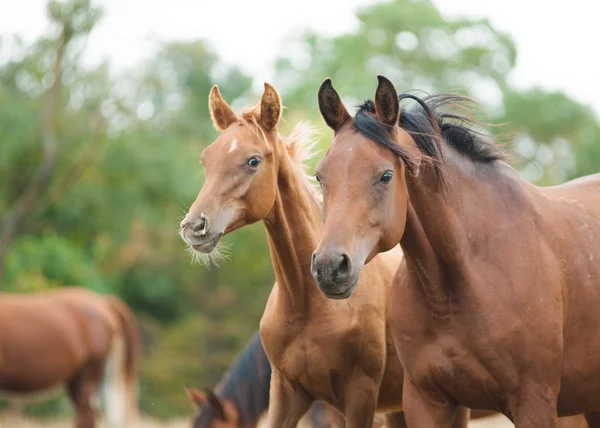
(0, 413, 514, 427)
(0, 415, 190, 428)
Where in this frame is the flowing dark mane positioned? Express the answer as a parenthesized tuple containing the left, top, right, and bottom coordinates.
(353, 92, 505, 179)
(194, 332, 270, 426)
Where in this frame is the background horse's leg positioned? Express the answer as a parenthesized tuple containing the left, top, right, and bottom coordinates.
(384, 411, 408, 427)
(66, 360, 105, 428)
(584, 411, 600, 428)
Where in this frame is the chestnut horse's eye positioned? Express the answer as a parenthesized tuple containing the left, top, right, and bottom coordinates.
(315, 174, 322, 186)
(379, 171, 393, 184)
(247, 156, 261, 168)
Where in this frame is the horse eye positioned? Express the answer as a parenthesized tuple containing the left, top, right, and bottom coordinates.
(315, 174, 322, 186)
(247, 156, 261, 168)
(379, 171, 393, 184)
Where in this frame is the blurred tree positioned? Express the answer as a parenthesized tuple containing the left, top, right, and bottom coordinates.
(0, 0, 267, 418)
(0, 0, 104, 280)
(275, 0, 600, 184)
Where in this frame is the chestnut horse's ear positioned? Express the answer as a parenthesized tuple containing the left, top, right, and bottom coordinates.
(374, 75, 400, 127)
(260, 82, 282, 131)
(209, 85, 238, 131)
(205, 388, 227, 421)
(185, 385, 206, 408)
(318, 78, 351, 131)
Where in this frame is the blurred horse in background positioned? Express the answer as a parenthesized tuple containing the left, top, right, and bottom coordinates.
(186, 331, 367, 427)
(0, 287, 140, 428)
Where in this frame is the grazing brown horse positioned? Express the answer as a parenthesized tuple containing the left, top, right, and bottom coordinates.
(186, 331, 352, 427)
(0, 287, 140, 428)
(179, 82, 412, 428)
(311, 75, 600, 427)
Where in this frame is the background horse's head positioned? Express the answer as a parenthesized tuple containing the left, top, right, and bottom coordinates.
(311, 76, 412, 298)
(179, 83, 284, 263)
(187, 387, 241, 428)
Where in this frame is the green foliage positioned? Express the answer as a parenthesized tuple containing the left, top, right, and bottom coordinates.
(0, 0, 599, 420)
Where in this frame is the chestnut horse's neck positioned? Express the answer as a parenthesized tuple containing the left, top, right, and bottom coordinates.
(263, 135, 323, 312)
(400, 147, 523, 319)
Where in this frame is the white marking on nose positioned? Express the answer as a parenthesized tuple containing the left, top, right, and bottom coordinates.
(228, 138, 238, 153)
(349, 148, 352, 152)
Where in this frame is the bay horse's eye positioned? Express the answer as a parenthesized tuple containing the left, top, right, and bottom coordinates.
(247, 156, 261, 168)
(379, 171, 393, 184)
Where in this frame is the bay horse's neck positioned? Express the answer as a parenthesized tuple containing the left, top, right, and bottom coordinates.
(400, 149, 516, 319)
(263, 143, 323, 312)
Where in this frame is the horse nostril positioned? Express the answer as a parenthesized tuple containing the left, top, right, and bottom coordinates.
(334, 253, 351, 283)
(191, 214, 208, 234)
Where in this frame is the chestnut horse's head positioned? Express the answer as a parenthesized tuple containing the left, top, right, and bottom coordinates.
(179, 83, 284, 263)
(187, 386, 240, 428)
(311, 76, 416, 298)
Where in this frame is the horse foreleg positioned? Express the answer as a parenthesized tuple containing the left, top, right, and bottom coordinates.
(402, 378, 468, 428)
(341, 376, 378, 428)
(66, 360, 105, 428)
(264, 370, 311, 428)
(507, 383, 559, 428)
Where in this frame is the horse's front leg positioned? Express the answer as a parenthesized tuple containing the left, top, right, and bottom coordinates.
(402, 378, 468, 428)
(265, 370, 312, 428)
(342, 375, 379, 428)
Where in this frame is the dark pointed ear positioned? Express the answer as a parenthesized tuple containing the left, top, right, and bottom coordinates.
(209, 85, 238, 131)
(374, 75, 400, 126)
(318, 78, 351, 131)
(205, 388, 226, 421)
(260, 82, 282, 131)
(185, 385, 206, 408)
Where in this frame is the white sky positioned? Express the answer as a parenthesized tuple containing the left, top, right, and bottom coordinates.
(1, 0, 599, 115)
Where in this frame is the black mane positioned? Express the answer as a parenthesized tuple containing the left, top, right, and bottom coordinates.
(194, 331, 270, 426)
(353, 92, 504, 178)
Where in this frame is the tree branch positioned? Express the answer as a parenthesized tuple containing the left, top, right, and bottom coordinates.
(0, 27, 69, 282)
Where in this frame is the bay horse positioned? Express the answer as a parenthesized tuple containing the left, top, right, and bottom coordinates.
(179, 82, 413, 427)
(186, 331, 362, 427)
(311, 75, 600, 427)
(0, 287, 140, 428)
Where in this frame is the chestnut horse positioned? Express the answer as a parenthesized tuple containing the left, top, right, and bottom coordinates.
(0, 287, 140, 428)
(311, 75, 600, 427)
(179, 82, 414, 427)
(186, 331, 357, 427)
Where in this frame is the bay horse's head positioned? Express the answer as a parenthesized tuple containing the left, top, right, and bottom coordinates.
(311, 76, 414, 298)
(179, 83, 283, 262)
(187, 386, 240, 428)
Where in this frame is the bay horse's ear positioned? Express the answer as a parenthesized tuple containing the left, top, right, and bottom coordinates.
(374, 75, 400, 127)
(209, 85, 238, 131)
(185, 385, 206, 408)
(205, 388, 227, 421)
(318, 78, 351, 131)
(260, 82, 282, 131)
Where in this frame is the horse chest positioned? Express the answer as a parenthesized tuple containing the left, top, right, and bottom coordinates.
(261, 315, 358, 404)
